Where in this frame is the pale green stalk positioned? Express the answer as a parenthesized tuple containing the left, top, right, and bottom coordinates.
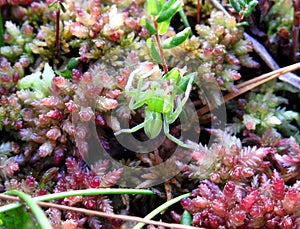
(133, 193, 190, 229)
(0, 188, 153, 213)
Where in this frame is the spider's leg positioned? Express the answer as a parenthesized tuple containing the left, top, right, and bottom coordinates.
(125, 67, 142, 91)
(168, 75, 194, 123)
(163, 116, 196, 149)
(129, 76, 146, 110)
(114, 119, 148, 135)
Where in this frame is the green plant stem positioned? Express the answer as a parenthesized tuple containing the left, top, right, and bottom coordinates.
(0, 7, 4, 47)
(0, 188, 153, 213)
(132, 192, 191, 229)
(5, 190, 52, 229)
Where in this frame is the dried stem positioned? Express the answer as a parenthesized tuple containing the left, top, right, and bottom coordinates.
(197, 62, 300, 116)
(0, 6, 4, 47)
(292, 0, 300, 63)
(197, 0, 201, 24)
(153, 20, 168, 74)
(55, 7, 61, 62)
(0, 194, 201, 229)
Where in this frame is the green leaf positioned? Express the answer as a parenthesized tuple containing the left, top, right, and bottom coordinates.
(237, 21, 249, 27)
(243, 0, 258, 17)
(17, 71, 41, 89)
(237, 0, 246, 8)
(141, 19, 157, 35)
(38, 62, 55, 93)
(0, 142, 12, 156)
(55, 69, 71, 79)
(178, 8, 191, 29)
(180, 210, 192, 225)
(59, 2, 66, 12)
(0, 207, 41, 229)
(156, 0, 181, 23)
(140, 18, 146, 25)
(157, 19, 171, 35)
(5, 21, 21, 37)
(146, 0, 163, 16)
(17, 63, 55, 98)
(161, 27, 190, 49)
(163, 68, 180, 81)
(66, 57, 78, 70)
(177, 72, 196, 94)
(48, 1, 58, 8)
(249, 0, 258, 8)
(229, 0, 242, 13)
(147, 38, 162, 63)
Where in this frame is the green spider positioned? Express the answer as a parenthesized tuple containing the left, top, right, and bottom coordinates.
(114, 62, 197, 149)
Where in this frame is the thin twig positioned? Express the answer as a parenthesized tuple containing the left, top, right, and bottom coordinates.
(55, 7, 61, 62)
(197, 0, 201, 24)
(197, 62, 300, 115)
(154, 20, 168, 74)
(244, 33, 300, 89)
(292, 0, 300, 63)
(0, 194, 202, 229)
(0, 6, 4, 48)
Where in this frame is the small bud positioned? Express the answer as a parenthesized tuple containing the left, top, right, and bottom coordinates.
(69, 22, 89, 38)
(38, 141, 54, 157)
(214, 45, 225, 55)
(41, 96, 64, 108)
(46, 126, 61, 140)
(106, 89, 121, 99)
(23, 175, 35, 193)
(46, 109, 63, 120)
(95, 113, 106, 126)
(96, 96, 118, 112)
(225, 16, 236, 29)
(71, 69, 82, 82)
(265, 116, 281, 126)
(191, 196, 209, 208)
(116, 75, 127, 88)
(282, 188, 300, 214)
(65, 100, 78, 113)
(79, 106, 94, 122)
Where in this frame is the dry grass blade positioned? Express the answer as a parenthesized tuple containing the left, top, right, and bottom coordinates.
(0, 194, 202, 229)
(198, 62, 300, 116)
